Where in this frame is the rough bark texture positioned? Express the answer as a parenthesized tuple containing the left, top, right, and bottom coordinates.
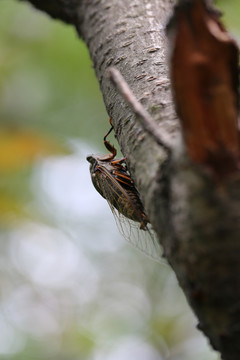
(19, 1, 240, 359)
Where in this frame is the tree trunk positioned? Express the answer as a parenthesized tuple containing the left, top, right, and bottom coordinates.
(18, 0, 240, 359)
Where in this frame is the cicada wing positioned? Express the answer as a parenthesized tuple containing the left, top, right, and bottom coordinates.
(111, 208, 162, 262)
(97, 166, 162, 262)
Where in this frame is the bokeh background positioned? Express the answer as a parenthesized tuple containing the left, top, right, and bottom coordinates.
(0, 1, 239, 359)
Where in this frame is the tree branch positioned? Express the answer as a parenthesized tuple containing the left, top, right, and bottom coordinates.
(18, 0, 240, 359)
(108, 67, 171, 152)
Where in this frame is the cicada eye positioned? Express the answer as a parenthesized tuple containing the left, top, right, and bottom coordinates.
(86, 155, 94, 164)
(87, 155, 97, 167)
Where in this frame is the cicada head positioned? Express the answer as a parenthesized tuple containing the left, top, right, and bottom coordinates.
(87, 155, 107, 200)
(86, 154, 97, 173)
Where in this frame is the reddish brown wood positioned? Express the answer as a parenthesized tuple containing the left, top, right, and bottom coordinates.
(169, 0, 240, 177)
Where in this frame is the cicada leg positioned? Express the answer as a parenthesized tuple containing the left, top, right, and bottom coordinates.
(104, 122, 116, 155)
(100, 121, 117, 161)
(111, 157, 126, 166)
(112, 169, 134, 186)
(139, 211, 149, 229)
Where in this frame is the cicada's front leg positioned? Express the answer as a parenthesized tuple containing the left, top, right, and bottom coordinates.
(103, 127, 116, 159)
(99, 122, 117, 162)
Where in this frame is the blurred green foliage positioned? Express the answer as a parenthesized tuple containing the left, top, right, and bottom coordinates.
(0, 0, 108, 224)
(0, 0, 238, 359)
(0, 0, 107, 141)
(216, 0, 240, 36)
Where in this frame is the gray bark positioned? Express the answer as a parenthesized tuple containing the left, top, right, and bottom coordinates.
(19, 1, 240, 359)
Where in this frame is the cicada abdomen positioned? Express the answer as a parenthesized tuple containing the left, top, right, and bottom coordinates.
(87, 124, 162, 262)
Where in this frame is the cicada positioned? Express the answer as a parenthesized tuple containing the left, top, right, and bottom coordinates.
(86, 121, 162, 262)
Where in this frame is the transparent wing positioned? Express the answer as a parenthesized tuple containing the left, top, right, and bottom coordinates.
(110, 205, 162, 262)
(97, 166, 162, 262)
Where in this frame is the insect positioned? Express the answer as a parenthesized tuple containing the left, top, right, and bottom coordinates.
(86, 120, 162, 261)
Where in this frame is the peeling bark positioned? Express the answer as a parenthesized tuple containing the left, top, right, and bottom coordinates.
(17, 0, 240, 359)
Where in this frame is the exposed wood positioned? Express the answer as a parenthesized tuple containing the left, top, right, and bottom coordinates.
(168, 0, 240, 178)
